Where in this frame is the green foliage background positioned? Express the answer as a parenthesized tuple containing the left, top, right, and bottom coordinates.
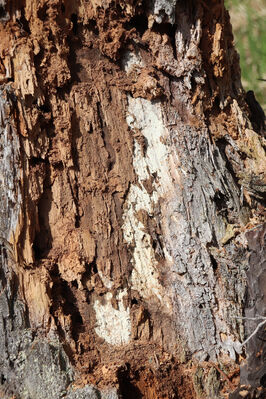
(226, 0, 266, 109)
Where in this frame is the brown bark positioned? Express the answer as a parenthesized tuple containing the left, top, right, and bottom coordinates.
(0, 1, 265, 398)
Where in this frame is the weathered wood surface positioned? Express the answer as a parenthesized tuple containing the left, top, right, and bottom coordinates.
(0, 1, 265, 398)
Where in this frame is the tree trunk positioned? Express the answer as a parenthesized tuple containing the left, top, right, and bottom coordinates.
(0, 1, 265, 398)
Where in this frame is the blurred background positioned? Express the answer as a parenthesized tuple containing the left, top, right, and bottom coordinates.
(226, 0, 266, 110)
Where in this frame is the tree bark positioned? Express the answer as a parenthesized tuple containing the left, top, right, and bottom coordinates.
(0, 1, 265, 398)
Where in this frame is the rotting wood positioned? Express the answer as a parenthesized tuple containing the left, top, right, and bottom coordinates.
(0, 1, 265, 398)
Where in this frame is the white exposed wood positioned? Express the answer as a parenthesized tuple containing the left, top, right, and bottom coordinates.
(94, 289, 131, 345)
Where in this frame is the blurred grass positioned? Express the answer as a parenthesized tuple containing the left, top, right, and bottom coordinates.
(225, 0, 266, 109)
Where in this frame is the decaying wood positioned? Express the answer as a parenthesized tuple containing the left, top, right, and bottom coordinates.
(0, 1, 265, 398)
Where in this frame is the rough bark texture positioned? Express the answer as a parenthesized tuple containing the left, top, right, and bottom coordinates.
(0, 1, 265, 398)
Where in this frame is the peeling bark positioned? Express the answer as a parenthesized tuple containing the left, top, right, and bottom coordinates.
(0, 1, 265, 398)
